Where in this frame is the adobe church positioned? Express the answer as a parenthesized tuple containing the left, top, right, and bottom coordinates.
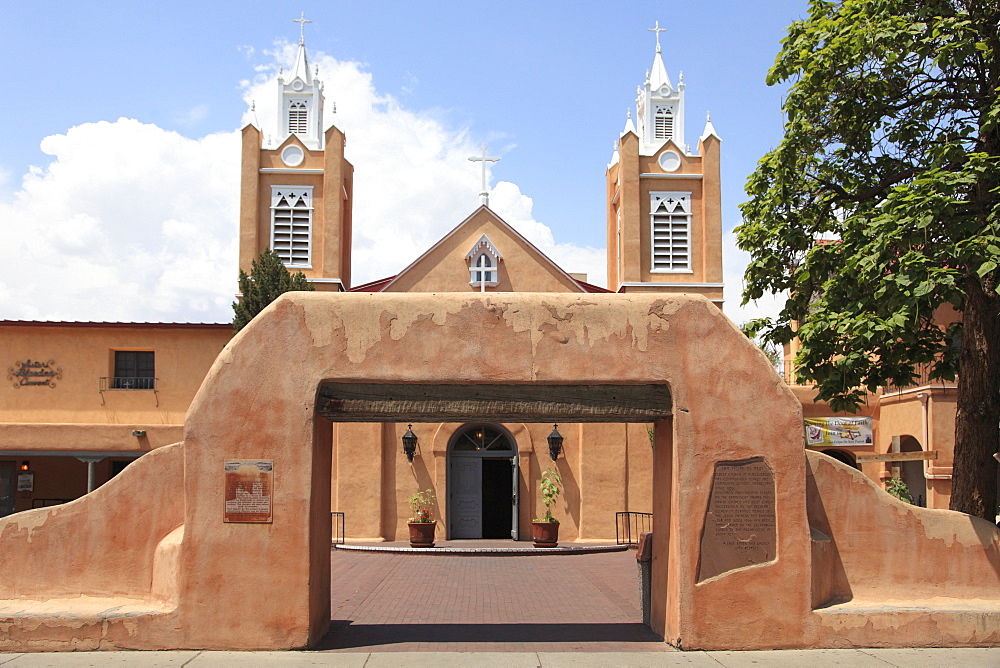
(0, 21, 957, 537)
(233, 23, 721, 542)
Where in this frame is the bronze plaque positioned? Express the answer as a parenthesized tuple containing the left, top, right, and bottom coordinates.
(224, 460, 273, 523)
(697, 457, 776, 582)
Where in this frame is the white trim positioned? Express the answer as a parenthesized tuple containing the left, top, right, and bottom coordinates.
(640, 173, 703, 179)
(306, 278, 344, 285)
(270, 186, 313, 268)
(260, 168, 324, 174)
(649, 191, 692, 272)
(650, 269, 695, 274)
(619, 282, 724, 288)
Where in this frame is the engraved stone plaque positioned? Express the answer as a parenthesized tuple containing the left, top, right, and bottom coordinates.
(697, 457, 776, 582)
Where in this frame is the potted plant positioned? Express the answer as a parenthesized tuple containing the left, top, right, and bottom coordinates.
(532, 468, 562, 548)
(408, 489, 437, 548)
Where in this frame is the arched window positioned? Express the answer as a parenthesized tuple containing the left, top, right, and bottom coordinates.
(472, 254, 495, 284)
(654, 106, 674, 141)
(452, 424, 514, 452)
(465, 234, 502, 289)
(288, 100, 308, 135)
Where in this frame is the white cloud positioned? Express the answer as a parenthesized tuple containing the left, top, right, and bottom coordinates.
(175, 104, 210, 127)
(0, 41, 676, 322)
(721, 229, 784, 326)
(0, 119, 239, 321)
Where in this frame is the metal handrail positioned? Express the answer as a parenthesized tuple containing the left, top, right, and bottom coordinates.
(616, 511, 653, 547)
(331, 511, 345, 545)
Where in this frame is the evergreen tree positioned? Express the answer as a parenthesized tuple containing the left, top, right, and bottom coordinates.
(738, 0, 1000, 519)
(232, 249, 314, 332)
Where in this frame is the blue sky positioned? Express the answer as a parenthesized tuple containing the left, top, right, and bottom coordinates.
(0, 1, 807, 322)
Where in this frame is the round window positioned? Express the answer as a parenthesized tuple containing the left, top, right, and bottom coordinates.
(281, 145, 305, 167)
(658, 150, 682, 172)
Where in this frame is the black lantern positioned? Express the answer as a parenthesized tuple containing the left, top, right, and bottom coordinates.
(547, 424, 563, 462)
(402, 424, 418, 463)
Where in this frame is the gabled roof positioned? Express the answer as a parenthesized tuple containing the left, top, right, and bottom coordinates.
(348, 276, 397, 293)
(375, 206, 590, 294)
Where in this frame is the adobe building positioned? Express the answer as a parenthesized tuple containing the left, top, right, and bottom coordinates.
(0, 22, 973, 541)
(2, 20, 999, 654)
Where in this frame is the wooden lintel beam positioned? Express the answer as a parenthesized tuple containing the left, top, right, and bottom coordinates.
(855, 451, 939, 463)
(316, 383, 672, 423)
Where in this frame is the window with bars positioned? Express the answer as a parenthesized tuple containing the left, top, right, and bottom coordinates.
(650, 192, 691, 271)
(113, 351, 155, 390)
(270, 187, 313, 267)
(654, 106, 674, 141)
(288, 100, 308, 135)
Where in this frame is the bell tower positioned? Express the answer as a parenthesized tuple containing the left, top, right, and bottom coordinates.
(238, 14, 354, 291)
(606, 22, 722, 306)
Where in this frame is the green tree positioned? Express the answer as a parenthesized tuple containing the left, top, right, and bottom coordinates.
(737, 0, 1000, 519)
(232, 249, 314, 333)
(740, 322, 782, 372)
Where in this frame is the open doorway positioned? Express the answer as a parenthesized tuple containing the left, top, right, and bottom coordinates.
(448, 424, 518, 539)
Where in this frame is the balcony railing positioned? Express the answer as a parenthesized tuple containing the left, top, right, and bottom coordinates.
(100, 376, 157, 390)
(881, 362, 955, 394)
(780, 359, 954, 393)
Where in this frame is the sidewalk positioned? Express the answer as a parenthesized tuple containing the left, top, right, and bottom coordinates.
(2, 648, 1000, 666)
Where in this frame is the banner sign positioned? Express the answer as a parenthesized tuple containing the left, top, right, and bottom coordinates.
(804, 417, 872, 447)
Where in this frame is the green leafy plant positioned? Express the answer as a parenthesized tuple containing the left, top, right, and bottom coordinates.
(534, 468, 562, 523)
(408, 489, 436, 523)
(885, 477, 913, 505)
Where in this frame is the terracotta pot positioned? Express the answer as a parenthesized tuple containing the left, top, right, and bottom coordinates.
(408, 521, 436, 548)
(531, 520, 559, 548)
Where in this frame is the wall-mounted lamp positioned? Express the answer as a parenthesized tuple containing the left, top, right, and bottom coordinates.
(132, 430, 146, 438)
(547, 424, 563, 462)
(19, 461, 30, 472)
(402, 424, 418, 463)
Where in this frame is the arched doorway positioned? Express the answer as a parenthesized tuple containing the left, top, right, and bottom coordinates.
(448, 424, 518, 540)
(821, 449, 859, 470)
(899, 436, 927, 506)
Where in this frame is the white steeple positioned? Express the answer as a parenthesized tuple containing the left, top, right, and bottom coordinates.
(635, 21, 685, 156)
(277, 12, 325, 150)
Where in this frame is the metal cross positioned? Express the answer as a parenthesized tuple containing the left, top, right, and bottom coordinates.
(468, 143, 499, 207)
(294, 12, 312, 45)
(649, 20, 666, 53)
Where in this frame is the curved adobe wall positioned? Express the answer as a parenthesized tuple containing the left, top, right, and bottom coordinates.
(807, 451, 1000, 601)
(172, 292, 809, 650)
(0, 443, 184, 601)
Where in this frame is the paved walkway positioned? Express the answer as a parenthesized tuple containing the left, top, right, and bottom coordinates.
(321, 548, 661, 652)
(3, 649, 1000, 666)
(3, 548, 1000, 663)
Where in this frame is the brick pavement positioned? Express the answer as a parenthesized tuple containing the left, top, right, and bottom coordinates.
(320, 548, 673, 653)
